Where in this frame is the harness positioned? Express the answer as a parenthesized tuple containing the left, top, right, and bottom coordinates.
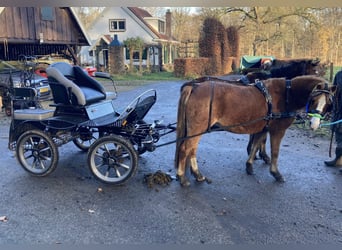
(252, 79, 298, 132)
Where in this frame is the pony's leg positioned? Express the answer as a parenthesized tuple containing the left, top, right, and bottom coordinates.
(189, 156, 212, 184)
(245, 132, 266, 175)
(246, 134, 254, 155)
(176, 136, 202, 186)
(258, 133, 271, 164)
(188, 136, 212, 183)
(269, 130, 286, 182)
(176, 142, 191, 186)
(247, 133, 270, 164)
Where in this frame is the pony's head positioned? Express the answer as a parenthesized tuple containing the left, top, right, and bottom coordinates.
(306, 82, 336, 130)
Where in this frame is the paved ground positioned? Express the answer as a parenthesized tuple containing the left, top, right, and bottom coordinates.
(0, 80, 341, 244)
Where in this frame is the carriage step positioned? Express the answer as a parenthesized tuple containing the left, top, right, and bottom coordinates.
(13, 108, 54, 120)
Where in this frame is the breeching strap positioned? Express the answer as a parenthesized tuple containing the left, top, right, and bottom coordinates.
(207, 81, 215, 133)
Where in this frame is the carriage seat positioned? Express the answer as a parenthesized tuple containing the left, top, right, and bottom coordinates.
(46, 62, 106, 106)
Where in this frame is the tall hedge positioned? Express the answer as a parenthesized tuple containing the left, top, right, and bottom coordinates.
(199, 18, 239, 75)
(174, 19, 240, 77)
(199, 18, 226, 75)
(226, 26, 240, 70)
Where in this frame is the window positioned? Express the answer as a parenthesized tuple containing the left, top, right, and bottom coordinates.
(41, 7, 54, 21)
(125, 48, 148, 60)
(158, 20, 165, 33)
(109, 19, 126, 32)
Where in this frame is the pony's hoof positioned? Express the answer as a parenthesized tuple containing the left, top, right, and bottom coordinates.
(262, 156, 271, 165)
(272, 172, 285, 183)
(276, 176, 285, 183)
(246, 163, 254, 175)
(181, 180, 191, 187)
(195, 175, 206, 182)
(205, 177, 212, 184)
(177, 175, 191, 187)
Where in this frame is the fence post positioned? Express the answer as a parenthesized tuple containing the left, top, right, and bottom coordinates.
(330, 62, 334, 82)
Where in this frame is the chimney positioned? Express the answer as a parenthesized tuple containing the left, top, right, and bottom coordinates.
(165, 9, 171, 39)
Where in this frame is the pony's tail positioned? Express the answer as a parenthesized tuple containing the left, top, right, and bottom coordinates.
(175, 84, 193, 169)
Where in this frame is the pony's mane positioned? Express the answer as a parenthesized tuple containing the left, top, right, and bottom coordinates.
(270, 61, 307, 78)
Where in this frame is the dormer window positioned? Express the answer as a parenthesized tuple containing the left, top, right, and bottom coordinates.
(109, 19, 126, 32)
(158, 20, 165, 33)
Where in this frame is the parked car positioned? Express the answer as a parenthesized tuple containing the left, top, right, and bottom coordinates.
(0, 60, 51, 116)
(0, 60, 51, 98)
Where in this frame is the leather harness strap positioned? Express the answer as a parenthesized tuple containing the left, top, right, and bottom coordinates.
(207, 81, 214, 132)
(253, 79, 297, 125)
(254, 79, 273, 119)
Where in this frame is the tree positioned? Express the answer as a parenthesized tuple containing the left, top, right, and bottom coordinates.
(123, 37, 145, 72)
(74, 7, 105, 29)
(224, 7, 319, 56)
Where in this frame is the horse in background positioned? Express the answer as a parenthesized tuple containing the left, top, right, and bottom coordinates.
(175, 75, 335, 187)
(244, 58, 325, 83)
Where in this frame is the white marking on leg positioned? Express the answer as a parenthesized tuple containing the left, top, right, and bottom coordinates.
(190, 157, 199, 173)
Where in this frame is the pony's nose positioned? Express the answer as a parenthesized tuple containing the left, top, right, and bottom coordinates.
(310, 117, 321, 130)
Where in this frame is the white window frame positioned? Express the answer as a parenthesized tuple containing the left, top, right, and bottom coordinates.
(109, 19, 126, 32)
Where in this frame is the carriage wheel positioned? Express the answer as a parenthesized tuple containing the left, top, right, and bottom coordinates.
(16, 130, 59, 176)
(73, 127, 102, 151)
(87, 135, 138, 185)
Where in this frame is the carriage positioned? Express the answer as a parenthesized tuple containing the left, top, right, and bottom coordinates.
(6, 59, 335, 187)
(7, 62, 176, 185)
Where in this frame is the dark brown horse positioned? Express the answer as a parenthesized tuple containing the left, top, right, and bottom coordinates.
(175, 75, 335, 187)
(243, 58, 324, 83)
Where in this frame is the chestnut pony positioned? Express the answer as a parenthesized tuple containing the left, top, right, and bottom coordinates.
(175, 75, 335, 187)
(245, 58, 326, 163)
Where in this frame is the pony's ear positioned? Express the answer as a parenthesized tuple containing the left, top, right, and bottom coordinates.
(330, 85, 337, 94)
(312, 58, 320, 65)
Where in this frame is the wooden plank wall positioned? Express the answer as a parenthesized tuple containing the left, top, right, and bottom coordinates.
(0, 7, 83, 45)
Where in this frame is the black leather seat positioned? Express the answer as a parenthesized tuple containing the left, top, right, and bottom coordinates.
(46, 62, 106, 106)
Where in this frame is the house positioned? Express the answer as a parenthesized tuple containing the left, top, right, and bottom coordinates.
(0, 7, 91, 64)
(79, 7, 180, 72)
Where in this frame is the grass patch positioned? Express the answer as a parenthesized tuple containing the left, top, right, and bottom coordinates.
(112, 71, 182, 85)
(95, 71, 184, 92)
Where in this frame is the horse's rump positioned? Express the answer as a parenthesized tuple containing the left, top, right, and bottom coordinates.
(175, 83, 194, 169)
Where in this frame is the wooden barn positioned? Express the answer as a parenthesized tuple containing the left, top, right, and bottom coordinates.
(0, 7, 90, 64)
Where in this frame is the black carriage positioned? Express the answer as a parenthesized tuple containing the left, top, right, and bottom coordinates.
(8, 62, 175, 185)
